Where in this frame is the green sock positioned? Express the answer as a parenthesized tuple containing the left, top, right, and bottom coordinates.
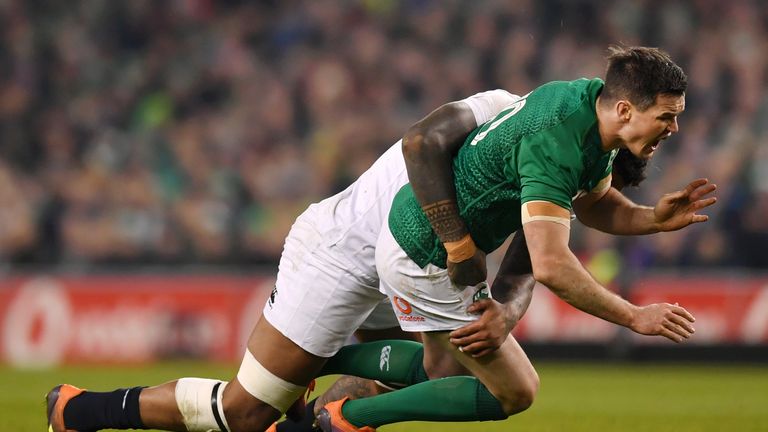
(319, 340, 427, 386)
(341, 376, 507, 427)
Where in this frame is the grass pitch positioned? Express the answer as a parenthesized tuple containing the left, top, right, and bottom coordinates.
(2, 361, 767, 431)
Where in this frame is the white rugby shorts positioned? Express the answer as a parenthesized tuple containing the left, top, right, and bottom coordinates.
(375, 224, 491, 332)
(262, 213, 394, 358)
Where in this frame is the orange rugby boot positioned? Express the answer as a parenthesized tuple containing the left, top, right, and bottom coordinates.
(46, 384, 85, 432)
(315, 397, 376, 432)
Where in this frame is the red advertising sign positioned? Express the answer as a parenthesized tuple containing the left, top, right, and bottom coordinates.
(629, 277, 768, 344)
(1, 274, 766, 366)
(0, 275, 272, 367)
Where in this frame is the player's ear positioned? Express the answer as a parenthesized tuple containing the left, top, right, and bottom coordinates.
(616, 100, 632, 122)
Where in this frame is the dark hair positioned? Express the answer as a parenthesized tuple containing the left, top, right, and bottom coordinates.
(600, 46, 687, 111)
(612, 148, 647, 188)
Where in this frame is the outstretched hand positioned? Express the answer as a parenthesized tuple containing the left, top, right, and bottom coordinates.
(630, 302, 696, 343)
(654, 178, 717, 232)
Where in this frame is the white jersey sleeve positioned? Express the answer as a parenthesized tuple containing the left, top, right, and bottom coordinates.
(459, 89, 519, 126)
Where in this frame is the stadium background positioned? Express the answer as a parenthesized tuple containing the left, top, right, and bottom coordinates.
(0, 1, 767, 430)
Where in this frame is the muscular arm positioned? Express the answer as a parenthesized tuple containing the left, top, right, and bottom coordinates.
(523, 201, 695, 342)
(404, 91, 517, 285)
(402, 102, 477, 242)
(573, 179, 717, 235)
(523, 214, 636, 326)
(490, 160, 642, 319)
(404, 105, 482, 284)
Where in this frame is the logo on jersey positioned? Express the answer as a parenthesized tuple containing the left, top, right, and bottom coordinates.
(380, 345, 391, 371)
(267, 286, 278, 309)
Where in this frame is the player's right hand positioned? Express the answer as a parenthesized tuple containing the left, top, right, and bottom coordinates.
(447, 249, 487, 286)
(449, 298, 509, 357)
(629, 302, 696, 343)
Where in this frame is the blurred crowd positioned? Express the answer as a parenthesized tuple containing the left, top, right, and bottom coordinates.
(0, 0, 766, 271)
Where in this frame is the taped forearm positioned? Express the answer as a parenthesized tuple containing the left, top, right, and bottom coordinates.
(443, 232, 478, 262)
(402, 104, 475, 248)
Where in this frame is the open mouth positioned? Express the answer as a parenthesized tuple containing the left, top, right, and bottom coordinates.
(649, 133, 669, 152)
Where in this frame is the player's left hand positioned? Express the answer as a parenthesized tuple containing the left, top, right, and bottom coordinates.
(654, 178, 717, 232)
(449, 299, 511, 357)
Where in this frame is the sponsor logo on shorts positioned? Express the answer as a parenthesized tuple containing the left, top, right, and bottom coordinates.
(392, 296, 426, 322)
(267, 286, 278, 309)
(393, 296, 412, 314)
(398, 315, 425, 322)
(380, 345, 391, 371)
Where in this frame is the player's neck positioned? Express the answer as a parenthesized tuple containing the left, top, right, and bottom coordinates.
(595, 97, 625, 152)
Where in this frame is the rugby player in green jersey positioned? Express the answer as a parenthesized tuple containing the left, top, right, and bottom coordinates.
(273, 149, 649, 432)
(315, 46, 717, 431)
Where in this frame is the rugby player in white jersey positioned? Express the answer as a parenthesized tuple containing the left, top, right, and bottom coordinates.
(46, 89, 530, 432)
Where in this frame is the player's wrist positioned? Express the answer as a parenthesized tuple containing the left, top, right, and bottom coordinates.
(445, 234, 477, 262)
(648, 206, 665, 233)
(625, 303, 643, 331)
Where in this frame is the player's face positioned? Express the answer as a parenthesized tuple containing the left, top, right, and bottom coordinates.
(623, 93, 685, 160)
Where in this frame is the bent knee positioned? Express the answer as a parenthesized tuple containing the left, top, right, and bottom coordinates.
(498, 372, 540, 415)
(498, 388, 536, 416)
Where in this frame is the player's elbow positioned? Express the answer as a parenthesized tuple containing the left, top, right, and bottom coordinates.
(402, 128, 426, 161)
(402, 126, 449, 162)
(530, 257, 561, 289)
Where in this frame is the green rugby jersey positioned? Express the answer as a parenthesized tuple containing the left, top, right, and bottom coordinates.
(389, 78, 617, 268)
